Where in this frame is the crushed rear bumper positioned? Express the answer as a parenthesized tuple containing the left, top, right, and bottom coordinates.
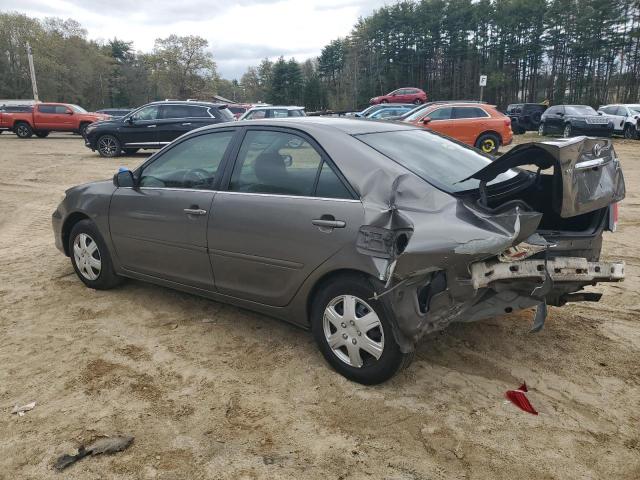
(471, 257, 625, 290)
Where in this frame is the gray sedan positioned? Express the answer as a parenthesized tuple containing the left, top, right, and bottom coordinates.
(53, 118, 625, 384)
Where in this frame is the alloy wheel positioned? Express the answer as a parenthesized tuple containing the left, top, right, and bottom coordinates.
(98, 136, 118, 156)
(73, 233, 101, 281)
(563, 124, 572, 138)
(481, 138, 496, 153)
(16, 125, 30, 137)
(322, 295, 384, 368)
(538, 123, 545, 136)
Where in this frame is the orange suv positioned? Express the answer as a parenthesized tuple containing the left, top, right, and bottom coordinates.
(403, 102, 512, 154)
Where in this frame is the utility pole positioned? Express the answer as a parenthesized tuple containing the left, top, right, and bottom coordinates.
(26, 43, 39, 102)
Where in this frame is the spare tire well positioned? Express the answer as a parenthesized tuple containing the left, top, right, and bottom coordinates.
(61, 212, 90, 256)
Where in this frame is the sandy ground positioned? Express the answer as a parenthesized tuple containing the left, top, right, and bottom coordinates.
(0, 130, 638, 480)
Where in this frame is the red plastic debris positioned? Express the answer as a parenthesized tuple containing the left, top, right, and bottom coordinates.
(505, 382, 538, 415)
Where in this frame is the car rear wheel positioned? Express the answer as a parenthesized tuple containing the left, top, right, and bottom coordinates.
(14, 122, 33, 138)
(623, 124, 637, 140)
(475, 133, 500, 154)
(97, 135, 121, 157)
(69, 219, 122, 290)
(34, 130, 50, 138)
(311, 275, 413, 384)
(413, 99, 422, 105)
(563, 123, 573, 138)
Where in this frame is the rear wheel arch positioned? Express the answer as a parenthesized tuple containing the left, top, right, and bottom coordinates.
(61, 212, 91, 256)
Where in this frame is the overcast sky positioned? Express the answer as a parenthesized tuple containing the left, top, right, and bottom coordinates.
(0, 0, 392, 79)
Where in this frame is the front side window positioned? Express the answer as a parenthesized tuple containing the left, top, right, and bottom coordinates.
(229, 130, 323, 196)
(289, 109, 305, 117)
(272, 109, 288, 118)
(426, 107, 452, 121)
(139, 131, 234, 189)
(245, 110, 266, 120)
(453, 107, 488, 119)
(69, 104, 87, 113)
(132, 105, 160, 121)
(55, 106, 70, 114)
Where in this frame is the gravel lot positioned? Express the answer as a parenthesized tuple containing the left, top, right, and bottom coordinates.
(0, 130, 638, 479)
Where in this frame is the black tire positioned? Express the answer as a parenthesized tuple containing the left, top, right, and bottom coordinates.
(34, 130, 50, 138)
(413, 99, 423, 105)
(475, 133, 500, 154)
(311, 274, 413, 385)
(512, 124, 525, 135)
(69, 219, 122, 290)
(538, 122, 547, 136)
(96, 134, 121, 157)
(563, 123, 573, 138)
(623, 124, 636, 140)
(79, 122, 90, 137)
(122, 148, 139, 155)
(14, 122, 33, 138)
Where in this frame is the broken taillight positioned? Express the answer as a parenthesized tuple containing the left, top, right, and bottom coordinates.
(504, 117, 511, 127)
(608, 202, 619, 232)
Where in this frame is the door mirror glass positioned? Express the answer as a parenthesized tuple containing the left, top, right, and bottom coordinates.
(114, 169, 135, 187)
(422, 117, 432, 124)
(126, 116, 134, 125)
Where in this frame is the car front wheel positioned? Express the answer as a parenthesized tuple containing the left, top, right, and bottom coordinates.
(311, 275, 413, 384)
(97, 135, 121, 157)
(538, 123, 547, 136)
(69, 219, 122, 290)
(624, 124, 637, 139)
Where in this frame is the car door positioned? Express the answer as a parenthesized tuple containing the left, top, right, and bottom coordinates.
(451, 106, 490, 145)
(155, 104, 195, 145)
(109, 129, 237, 289)
(421, 106, 454, 136)
(547, 106, 564, 132)
(120, 104, 160, 147)
(34, 104, 60, 130)
(614, 106, 628, 132)
(208, 127, 363, 306)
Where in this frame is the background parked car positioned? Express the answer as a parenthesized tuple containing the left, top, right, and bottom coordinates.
(239, 106, 306, 120)
(403, 102, 512, 154)
(506, 103, 547, 134)
(370, 87, 427, 105)
(226, 104, 259, 119)
(597, 104, 640, 139)
(350, 103, 415, 118)
(84, 100, 234, 157)
(96, 108, 133, 119)
(0, 104, 34, 133)
(539, 105, 614, 138)
(0, 102, 109, 138)
(367, 105, 415, 119)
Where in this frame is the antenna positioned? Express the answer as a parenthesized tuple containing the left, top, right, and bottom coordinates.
(26, 43, 39, 102)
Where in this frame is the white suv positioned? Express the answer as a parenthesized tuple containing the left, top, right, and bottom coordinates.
(597, 104, 640, 139)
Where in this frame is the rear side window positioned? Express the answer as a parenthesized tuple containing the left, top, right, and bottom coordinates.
(188, 106, 213, 118)
(38, 105, 57, 114)
(229, 130, 322, 196)
(245, 110, 266, 120)
(453, 107, 488, 119)
(315, 162, 352, 199)
(272, 109, 288, 118)
(161, 105, 193, 119)
(289, 109, 305, 117)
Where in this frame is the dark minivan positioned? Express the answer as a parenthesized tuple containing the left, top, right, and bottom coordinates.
(84, 101, 234, 157)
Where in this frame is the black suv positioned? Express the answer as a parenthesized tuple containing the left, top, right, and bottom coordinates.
(505, 103, 546, 134)
(539, 105, 614, 138)
(84, 101, 235, 157)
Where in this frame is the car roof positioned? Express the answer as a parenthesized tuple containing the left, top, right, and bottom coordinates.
(246, 105, 305, 111)
(197, 116, 420, 135)
(146, 100, 228, 108)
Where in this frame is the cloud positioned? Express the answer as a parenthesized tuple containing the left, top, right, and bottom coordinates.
(0, 0, 397, 79)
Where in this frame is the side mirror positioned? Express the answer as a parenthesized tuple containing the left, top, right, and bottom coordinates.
(597, 111, 603, 116)
(126, 116, 134, 125)
(558, 112, 564, 117)
(390, 93, 396, 96)
(422, 117, 432, 124)
(113, 168, 135, 187)
(66, 110, 74, 115)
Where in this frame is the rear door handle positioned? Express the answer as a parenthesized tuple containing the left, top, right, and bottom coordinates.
(312, 219, 346, 228)
(181, 122, 192, 126)
(184, 208, 207, 216)
(147, 125, 157, 128)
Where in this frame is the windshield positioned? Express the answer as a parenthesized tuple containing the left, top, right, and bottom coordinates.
(69, 104, 88, 113)
(402, 105, 430, 121)
(628, 105, 640, 114)
(355, 129, 518, 193)
(565, 105, 597, 115)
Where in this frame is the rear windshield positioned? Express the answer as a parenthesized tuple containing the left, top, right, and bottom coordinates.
(218, 108, 235, 121)
(355, 129, 518, 193)
(565, 106, 597, 115)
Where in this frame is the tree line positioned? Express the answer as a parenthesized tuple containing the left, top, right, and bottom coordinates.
(2, 1, 639, 112)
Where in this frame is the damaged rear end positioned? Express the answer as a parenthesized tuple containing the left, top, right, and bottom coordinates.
(356, 134, 625, 351)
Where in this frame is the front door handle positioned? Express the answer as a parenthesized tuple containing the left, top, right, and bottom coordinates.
(184, 208, 207, 216)
(147, 125, 157, 128)
(312, 218, 346, 228)
(181, 122, 192, 126)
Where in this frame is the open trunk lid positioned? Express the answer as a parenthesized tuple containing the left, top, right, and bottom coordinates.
(462, 137, 625, 217)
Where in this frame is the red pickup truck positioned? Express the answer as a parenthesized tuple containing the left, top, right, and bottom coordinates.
(0, 103, 109, 138)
